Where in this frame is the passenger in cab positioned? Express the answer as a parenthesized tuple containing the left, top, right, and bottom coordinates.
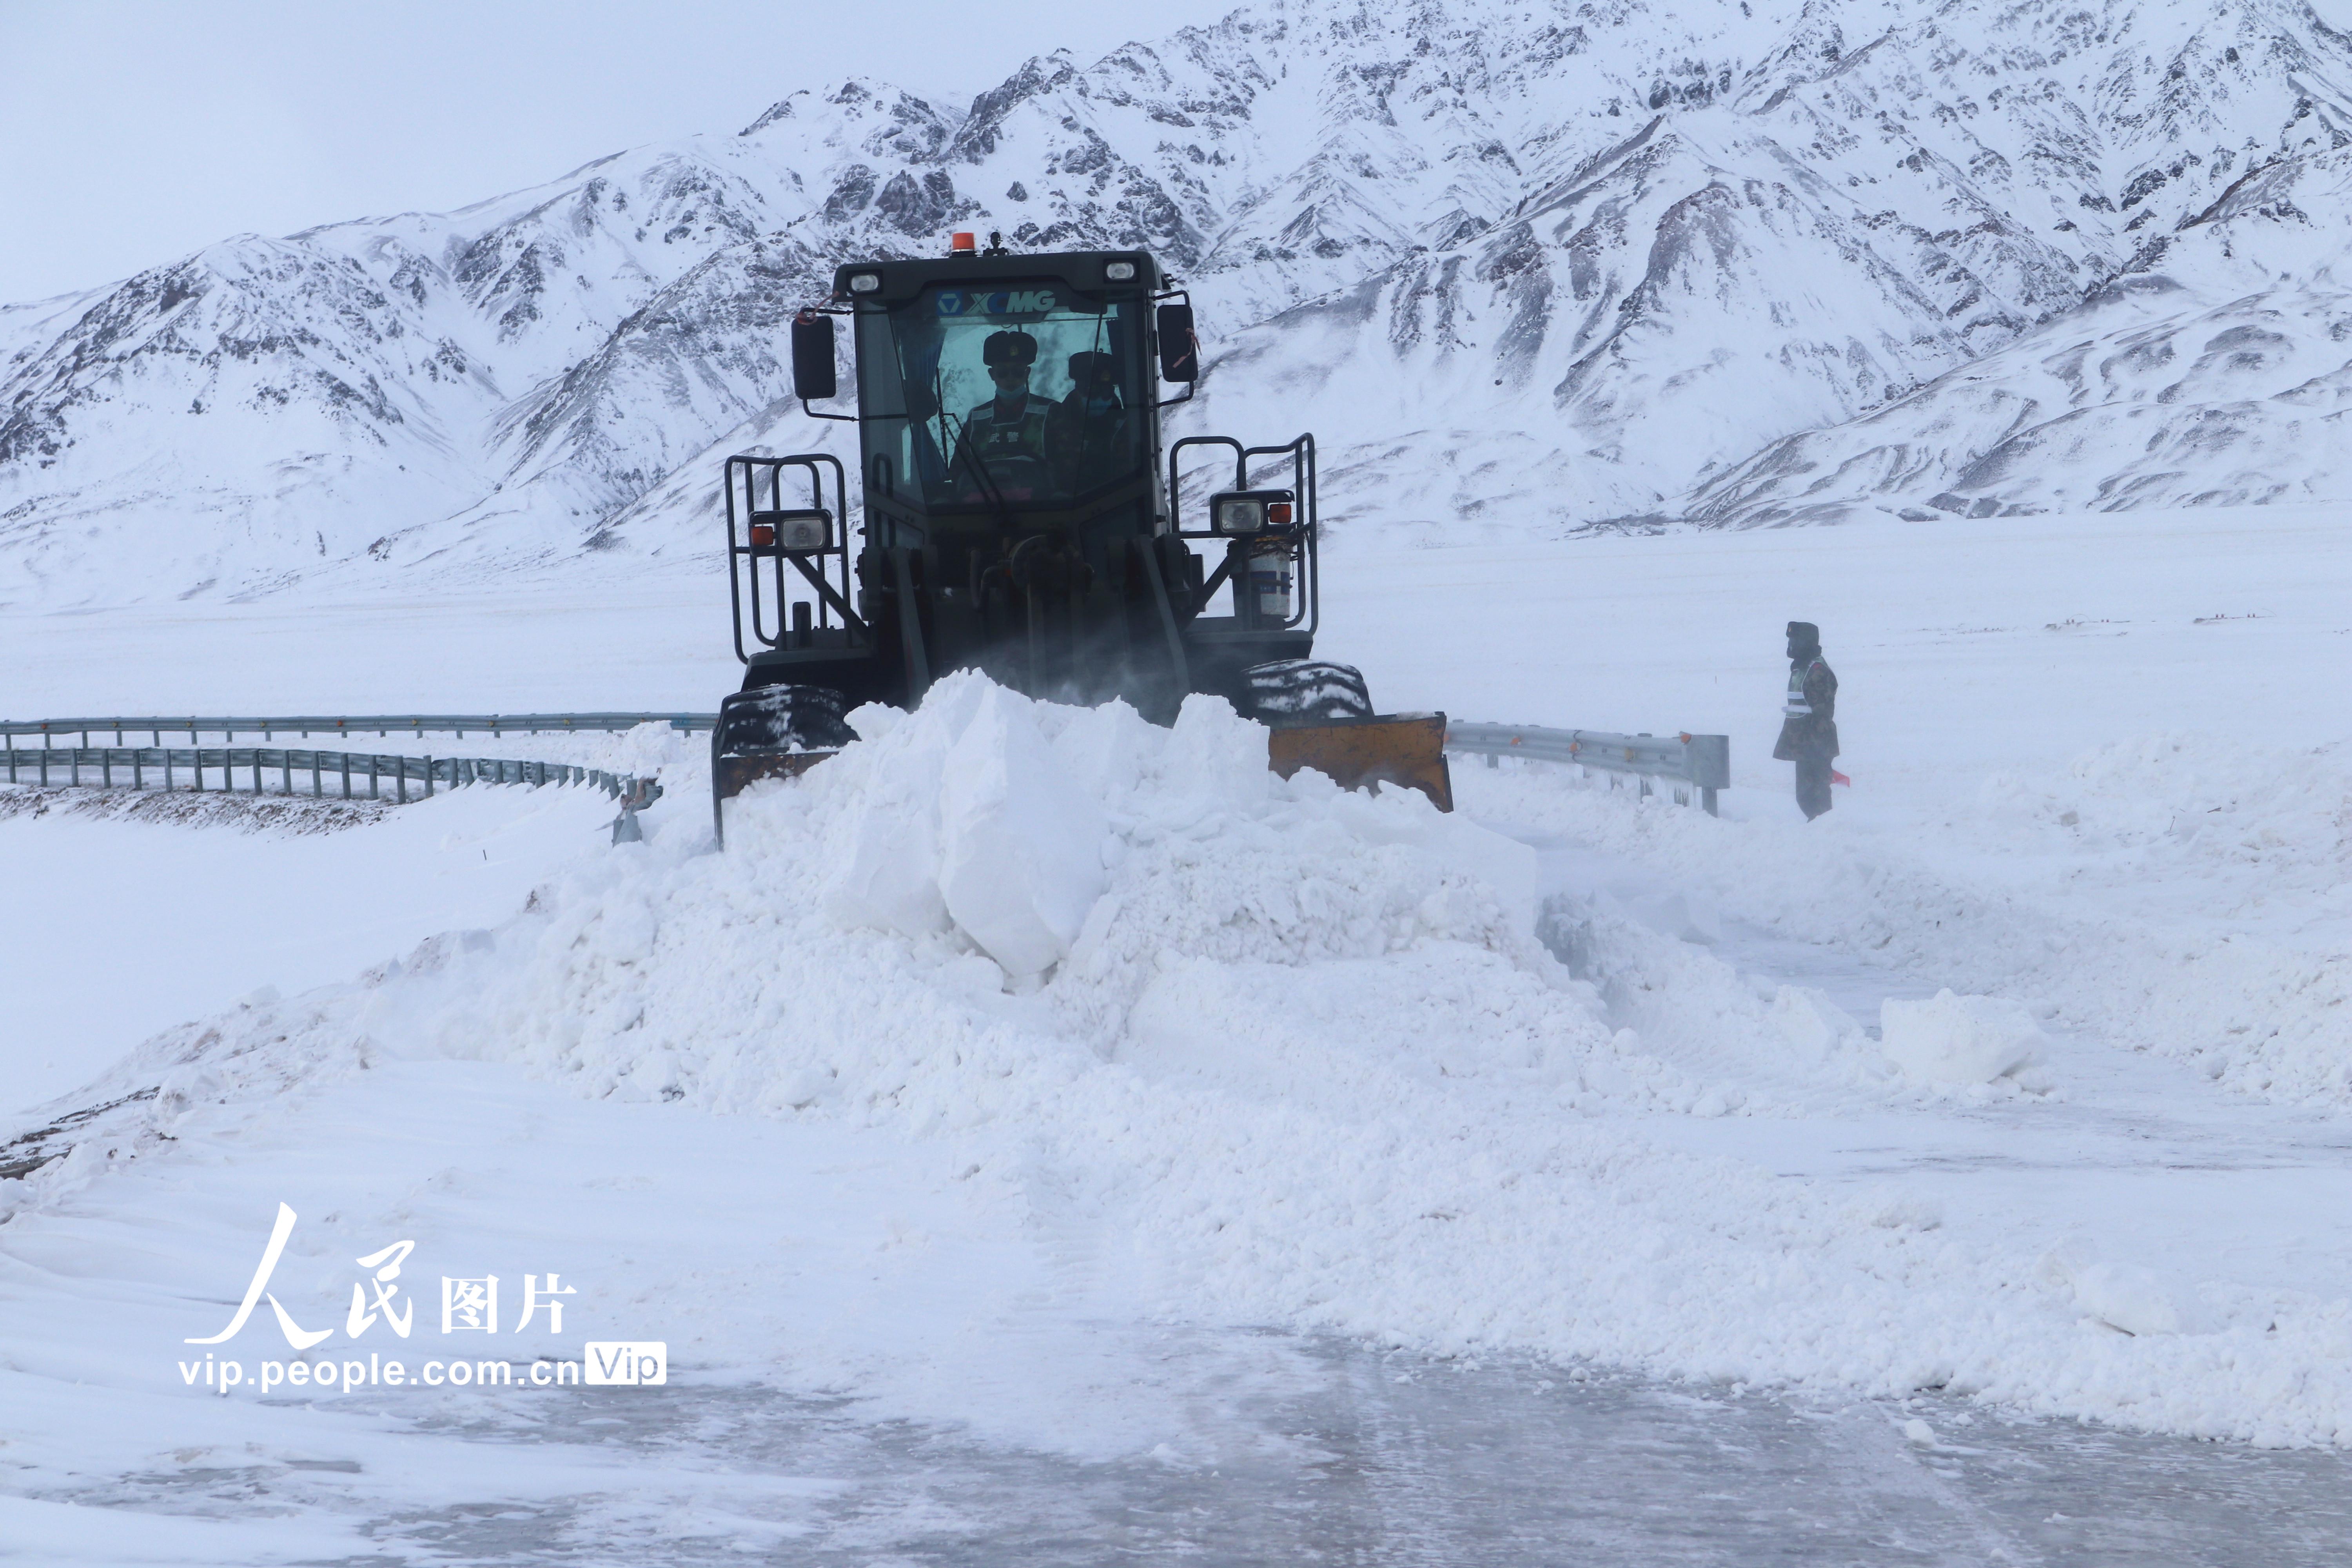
(1047, 350, 1132, 493)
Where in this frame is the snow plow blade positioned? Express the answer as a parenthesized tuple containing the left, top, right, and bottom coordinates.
(1266, 712, 1453, 813)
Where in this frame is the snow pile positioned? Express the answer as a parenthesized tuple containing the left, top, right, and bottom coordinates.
(1463, 751, 2352, 1108)
(1973, 732, 2352, 925)
(477, 670, 1601, 1121)
(1880, 990, 2045, 1088)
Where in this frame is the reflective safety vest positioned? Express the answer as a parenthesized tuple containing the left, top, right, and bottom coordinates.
(1784, 662, 1813, 717)
(965, 399, 1051, 461)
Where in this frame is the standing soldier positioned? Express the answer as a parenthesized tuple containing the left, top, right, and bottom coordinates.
(1773, 621, 1838, 820)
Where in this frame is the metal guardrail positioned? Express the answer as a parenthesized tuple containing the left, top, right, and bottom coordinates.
(1445, 722, 1730, 815)
(5, 745, 660, 819)
(4, 711, 1722, 823)
(0, 713, 713, 744)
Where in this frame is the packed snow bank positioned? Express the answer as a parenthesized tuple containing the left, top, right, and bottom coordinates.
(16, 675, 2352, 1450)
(1461, 739, 2352, 1109)
(1969, 732, 2352, 930)
(0, 777, 617, 1116)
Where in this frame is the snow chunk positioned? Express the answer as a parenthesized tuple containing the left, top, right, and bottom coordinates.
(1879, 990, 2044, 1086)
(1771, 985, 1864, 1062)
(939, 683, 1110, 978)
(814, 673, 1113, 973)
(2043, 1241, 2209, 1338)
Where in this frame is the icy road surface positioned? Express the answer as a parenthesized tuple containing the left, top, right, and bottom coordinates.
(4, 503, 2352, 1561)
(8, 1040, 2352, 1566)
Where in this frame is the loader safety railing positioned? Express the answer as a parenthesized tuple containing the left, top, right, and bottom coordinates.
(4, 744, 661, 811)
(0, 713, 715, 746)
(1445, 722, 1730, 816)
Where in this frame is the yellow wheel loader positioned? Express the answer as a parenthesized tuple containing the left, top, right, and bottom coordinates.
(711, 232, 1450, 838)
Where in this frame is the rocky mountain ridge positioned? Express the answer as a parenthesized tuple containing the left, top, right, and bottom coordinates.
(6, 0, 2351, 605)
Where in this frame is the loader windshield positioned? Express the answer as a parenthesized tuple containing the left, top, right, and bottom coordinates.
(858, 283, 1148, 510)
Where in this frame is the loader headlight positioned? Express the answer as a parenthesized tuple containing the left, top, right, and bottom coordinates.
(1209, 489, 1296, 536)
(1104, 260, 1137, 281)
(848, 272, 881, 293)
(1215, 496, 1264, 535)
(748, 509, 831, 553)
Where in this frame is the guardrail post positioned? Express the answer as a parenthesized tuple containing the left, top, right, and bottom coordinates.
(1684, 734, 1730, 818)
(423, 756, 434, 799)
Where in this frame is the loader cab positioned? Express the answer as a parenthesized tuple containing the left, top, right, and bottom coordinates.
(818, 251, 1174, 585)
(857, 277, 1151, 511)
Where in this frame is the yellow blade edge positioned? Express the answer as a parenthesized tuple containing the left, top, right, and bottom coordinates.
(1266, 713, 1454, 813)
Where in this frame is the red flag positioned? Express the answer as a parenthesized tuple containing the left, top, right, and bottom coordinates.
(1831, 769, 1851, 788)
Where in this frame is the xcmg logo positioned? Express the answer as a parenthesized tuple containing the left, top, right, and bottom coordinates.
(935, 288, 1057, 316)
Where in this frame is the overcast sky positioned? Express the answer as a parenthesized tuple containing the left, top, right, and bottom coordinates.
(0, 0, 1240, 304)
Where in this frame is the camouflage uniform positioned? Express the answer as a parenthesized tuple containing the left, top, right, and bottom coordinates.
(954, 329, 1055, 499)
(955, 394, 1053, 495)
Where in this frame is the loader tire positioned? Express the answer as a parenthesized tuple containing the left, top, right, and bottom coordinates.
(1242, 659, 1374, 723)
(717, 682, 856, 754)
(711, 683, 856, 843)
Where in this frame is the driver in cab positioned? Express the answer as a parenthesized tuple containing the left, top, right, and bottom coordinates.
(955, 330, 1053, 499)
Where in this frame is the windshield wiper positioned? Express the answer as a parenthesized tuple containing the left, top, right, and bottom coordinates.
(932, 354, 1017, 519)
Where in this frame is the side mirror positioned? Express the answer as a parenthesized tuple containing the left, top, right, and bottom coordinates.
(791, 313, 837, 402)
(1156, 303, 1197, 383)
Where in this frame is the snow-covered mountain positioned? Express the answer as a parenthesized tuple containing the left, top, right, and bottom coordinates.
(7, 0, 2352, 606)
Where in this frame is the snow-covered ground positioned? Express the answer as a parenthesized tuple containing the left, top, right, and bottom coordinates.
(5, 503, 2352, 1559)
